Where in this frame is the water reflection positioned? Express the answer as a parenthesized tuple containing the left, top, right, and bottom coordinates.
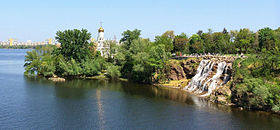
(24, 76, 280, 129)
(96, 89, 105, 130)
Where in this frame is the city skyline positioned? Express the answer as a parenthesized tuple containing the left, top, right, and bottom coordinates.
(0, 0, 279, 41)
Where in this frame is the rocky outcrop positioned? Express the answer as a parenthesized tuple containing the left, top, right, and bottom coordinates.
(48, 75, 66, 82)
(180, 59, 198, 79)
(167, 58, 201, 81)
(210, 83, 232, 105)
(166, 56, 236, 82)
(169, 63, 186, 80)
(163, 56, 238, 104)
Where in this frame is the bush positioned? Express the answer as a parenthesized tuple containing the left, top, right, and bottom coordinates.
(232, 55, 280, 112)
(24, 50, 41, 75)
(81, 59, 100, 76)
(39, 53, 56, 77)
(105, 64, 121, 80)
(55, 56, 82, 77)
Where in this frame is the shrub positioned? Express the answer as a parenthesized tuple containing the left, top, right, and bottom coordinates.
(81, 59, 100, 76)
(105, 64, 121, 80)
(24, 50, 41, 75)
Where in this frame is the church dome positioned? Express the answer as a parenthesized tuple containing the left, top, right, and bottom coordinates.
(98, 27, 104, 32)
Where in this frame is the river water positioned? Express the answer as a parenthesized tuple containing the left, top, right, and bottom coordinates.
(0, 49, 280, 129)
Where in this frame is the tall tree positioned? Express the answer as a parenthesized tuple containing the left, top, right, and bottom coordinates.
(55, 29, 91, 62)
(234, 28, 254, 53)
(222, 28, 228, 34)
(258, 27, 276, 51)
(197, 30, 203, 36)
(189, 34, 203, 53)
(120, 29, 141, 49)
(174, 33, 189, 54)
(154, 35, 173, 52)
(162, 30, 175, 39)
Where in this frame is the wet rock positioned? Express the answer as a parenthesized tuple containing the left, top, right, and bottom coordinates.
(48, 77, 66, 82)
(212, 85, 232, 105)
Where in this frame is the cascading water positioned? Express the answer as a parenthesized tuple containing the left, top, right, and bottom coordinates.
(184, 60, 230, 97)
(185, 60, 213, 91)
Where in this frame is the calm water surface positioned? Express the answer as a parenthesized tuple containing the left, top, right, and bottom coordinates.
(0, 49, 280, 129)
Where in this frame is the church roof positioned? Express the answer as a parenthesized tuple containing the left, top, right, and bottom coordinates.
(98, 27, 104, 32)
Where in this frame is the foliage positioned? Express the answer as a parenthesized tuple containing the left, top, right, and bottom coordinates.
(24, 50, 41, 75)
(81, 59, 100, 76)
(24, 29, 103, 78)
(173, 33, 188, 54)
(120, 29, 141, 49)
(162, 30, 175, 39)
(105, 63, 121, 80)
(234, 28, 254, 53)
(56, 56, 82, 77)
(55, 29, 92, 62)
(154, 35, 173, 52)
(39, 53, 56, 77)
(232, 54, 280, 112)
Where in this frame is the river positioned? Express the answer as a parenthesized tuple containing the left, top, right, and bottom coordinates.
(0, 49, 280, 129)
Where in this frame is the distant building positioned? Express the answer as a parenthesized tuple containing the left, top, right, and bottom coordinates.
(48, 38, 53, 45)
(9, 38, 14, 46)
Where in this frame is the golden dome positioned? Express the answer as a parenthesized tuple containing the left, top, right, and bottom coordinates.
(98, 27, 104, 32)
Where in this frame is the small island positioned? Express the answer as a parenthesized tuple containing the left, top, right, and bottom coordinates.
(24, 27, 280, 114)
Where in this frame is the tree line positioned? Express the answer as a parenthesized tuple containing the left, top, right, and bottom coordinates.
(24, 27, 280, 82)
(169, 27, 280, 55)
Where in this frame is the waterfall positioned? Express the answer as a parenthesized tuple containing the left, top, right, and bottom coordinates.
(184, 60, 230, 97)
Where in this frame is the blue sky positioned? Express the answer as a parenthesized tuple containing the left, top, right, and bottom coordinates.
(0, 0, 279, 41)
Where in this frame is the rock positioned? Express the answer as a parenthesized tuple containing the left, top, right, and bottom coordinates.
(48, 77, 66, 82)
(181, 62, 196, 79)
(190, 59, 196, 63)
(168, 63, 187, 80)
(212, 85, 232, 105)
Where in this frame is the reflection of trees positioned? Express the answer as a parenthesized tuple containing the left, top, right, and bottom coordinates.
(24, 76, 234, 113)
(120, 82, 196, 105)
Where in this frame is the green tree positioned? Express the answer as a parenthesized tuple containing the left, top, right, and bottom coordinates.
(234, 28, 254, 53)
(174, 33, 189, 54)
(40, 53, 56, 77)
(162, 30, 175, 39)
(258, 27, 275, 51)
(106, 63, 121, 80)
(81, 59, 100, 76)
(154, 35, 173, 52)
(201, 33, 213, 53)
(197, 30, 203, 36)
(24, 50, 41, 75)
(120, 29, 141, 49)
(189, 34, 203, 53)
(55, 29, 92, 62)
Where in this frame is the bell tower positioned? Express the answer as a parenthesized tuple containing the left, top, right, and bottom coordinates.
(97, 22, 105, 56)
(97, 22, 104, 45)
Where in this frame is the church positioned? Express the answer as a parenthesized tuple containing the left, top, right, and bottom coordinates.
(96, 26, 109, 57)
(95, 25, 119, 57)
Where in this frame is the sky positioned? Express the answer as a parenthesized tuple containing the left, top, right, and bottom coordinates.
(0, 0, 279, 42)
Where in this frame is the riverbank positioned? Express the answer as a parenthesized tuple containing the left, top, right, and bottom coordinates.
(154, 80, 280, 116)
(154, 55, 280, 115)
(47, 73, 128, 82)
